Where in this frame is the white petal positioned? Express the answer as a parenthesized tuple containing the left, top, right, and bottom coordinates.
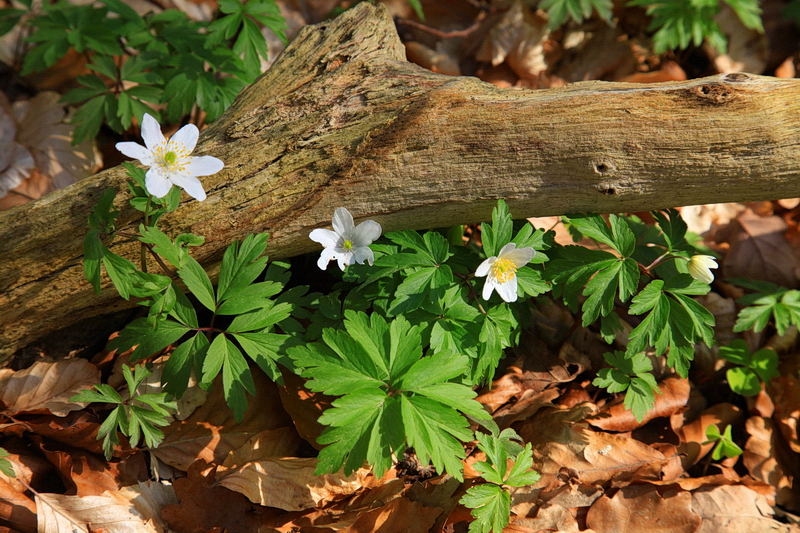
(185, 155, 224, 177)
(505, 246, 536, 266)
(482, 277, 496, 300)
(475, 257, 494, 278)
(140, 114, 165, 151)
(171, 174, 206, 201)
(317, 247, 337, 270)
(332, 208, 355, 236)
(352, 220, 382, 246)
(337, 251, 354, 271)
(115, 142, 152, 163)
(309, 228, 340, 248)
(145, 169, 172, 198)
(171, 123, 199, 152)
(352, 245, 375, 265)
(495, 277, 518, 302)
(497, 242, 517, 257)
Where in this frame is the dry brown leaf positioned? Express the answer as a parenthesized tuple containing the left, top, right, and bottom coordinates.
(618, 61, 686, 83)
(556, 25, 636, 82)
(476, 0, 551, 80)
(769, 374, 800, 454)
(0, 359, 99, 417)
(513, 501, 584, 532)
(743, 416, 795, 508)
(221, 427, 303, 468)
(342, 495, 442, 533)
(36, 439, 121, 496)
(23, 411, 109, 455)
(717, 210, 800, 288)
(216, 457, 372, 511)
(0, 93, 35, 201)
(691, 484, 785, 533)
(36, 481, 176, 533)
(152, 371, 295, 470)
(517, 406, 667, 489)
(680, 203, 746, 236)
(588, 375, 690, 432)
(586, 485, 701, 533)
(277, 368, 333, 450)
(0, 476, 37, 533)
(161, 461, 277, 533)
(404, 41, 461, 76)
(710, 4, 768, 75)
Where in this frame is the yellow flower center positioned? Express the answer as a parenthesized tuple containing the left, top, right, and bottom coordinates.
(343, 239, 354, 250)
(155, 144, 189, 173)
(491, 258, 517, 283)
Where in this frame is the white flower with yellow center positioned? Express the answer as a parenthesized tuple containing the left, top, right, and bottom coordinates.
(476, 243, 536, 302)
(115, 113, 223, 201)
(310, 207, 382, 271)
(687, 254, 718, 284)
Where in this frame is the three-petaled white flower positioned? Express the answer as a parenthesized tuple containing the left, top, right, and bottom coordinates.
(115, 113, 223, 201)
(687, 254, 718, 284)
(476, 243, 536, 303)
(310, 207, 382, 271)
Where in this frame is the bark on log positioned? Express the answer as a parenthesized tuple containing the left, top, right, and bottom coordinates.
(3, 2, 800, 363)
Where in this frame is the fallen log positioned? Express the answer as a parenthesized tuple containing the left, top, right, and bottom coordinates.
(2, 2, 800, 363)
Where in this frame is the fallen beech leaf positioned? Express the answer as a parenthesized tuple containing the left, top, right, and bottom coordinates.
(0, 359, 99, 417)
(716, 210, 799, 288)
(36, 481, 176, 533)
(691, 485, 780, 533)
(710, 4, 767, 75)
(216, 457, 371, 511)
(476, 0, 551, 80)
(0, 476, 37, 533)
(23, 411, 107, 455)
(277, 368, 333, 450)
(586, 485, 701, 533)
(680, 203, 746, 237)
(517, 406, 667, 489)
(618, 61, 686, 83)
(36, 439, 121, 496)
(221, 427, 303, 468)
(152, 372, 295, 470)
(513, 501, 583, 533)
(161, 461, 271, 533)
(769, 375, 800, 453)
(344, 495, 442, 533)
(588, 375, 690, 431)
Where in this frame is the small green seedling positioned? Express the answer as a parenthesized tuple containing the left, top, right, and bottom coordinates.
(703, 424, 743, 461)
(719, 339, 779, 396)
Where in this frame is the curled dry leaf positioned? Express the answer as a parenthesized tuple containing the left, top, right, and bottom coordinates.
(692, 484, 784, 533)
(345, 495, 443, 533)
(152, 371, 295, 470)
(743, 416, 796, 511)
(216, 457, 372, 511)
(0, 91, 100, 209)
(588, 375, 690, 432)
(586, 484, 701, 533)
(0, 475, 37, 533)
(0, 359, 100, 417)
(517, 405, 667, 490)
(36, 481, 177, 533)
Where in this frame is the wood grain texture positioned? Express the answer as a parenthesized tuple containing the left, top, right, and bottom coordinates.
(2, 2, 800, 362)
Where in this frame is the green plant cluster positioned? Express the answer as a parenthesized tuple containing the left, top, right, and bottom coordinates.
(76, 175, 800, 530)
(535, 0, 762, 54)
(0, 0, 286, 143)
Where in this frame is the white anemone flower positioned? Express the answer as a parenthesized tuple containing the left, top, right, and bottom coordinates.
(310, 207, 382, 271)
(687, 254, 718, 284)
(115, 113, 223, 201)
(475, 243, 536, 303)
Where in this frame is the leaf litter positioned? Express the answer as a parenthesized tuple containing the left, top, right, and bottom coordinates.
(3, 0, 800, 532)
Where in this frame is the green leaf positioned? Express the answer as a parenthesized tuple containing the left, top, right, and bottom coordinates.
(178, 256, 216, 311)
(162, 333, 209, 398)
(0, 448, 14, 478)
(102, 249, 138, 300)
(203, 334, 255, 421)
(482, 199, 513, 258)
(460, 484, 510, 533)
(107, 317, 190, 361)
(83, 230, 105, 293)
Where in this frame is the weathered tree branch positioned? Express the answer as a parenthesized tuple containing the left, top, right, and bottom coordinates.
(2, 2, 800, 362)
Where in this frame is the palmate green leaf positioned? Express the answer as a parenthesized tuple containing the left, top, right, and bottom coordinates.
(627, 275, 714, 377)
(652, 209, 688, 250)
(546, 246, 618, 313)
(732, 280, 800, 336)
(504, 444, 540, 487)
(178, 256, 216, 311)
(593, 351, 658, 422)
(107, 317, 190, 361)
(227, 301, 292, 332)
(482, 199, 513, 259)
(98, 405, 126, 459)
(581, 257, 639, 325)
(84, 230, 104, 293)
(203, 334, 256, 421)
(290, 311, 484, 479)
(233, 331, 295, 383)
(162, 333, 209, 398)
(102, 249, 138, 300)
(217, 233, 270, 303)
(460, 484, 510, 533)
(388, 264, 454, 315)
